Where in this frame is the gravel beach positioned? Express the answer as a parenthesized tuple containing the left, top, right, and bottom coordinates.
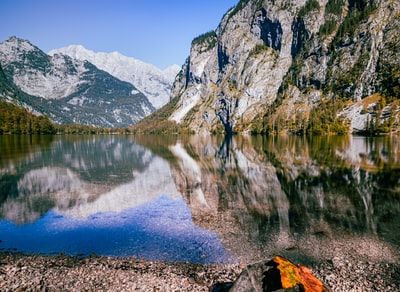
(1, 252, 399, 291)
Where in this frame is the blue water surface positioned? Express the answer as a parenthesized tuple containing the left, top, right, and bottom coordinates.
(0, 195, 234, 264)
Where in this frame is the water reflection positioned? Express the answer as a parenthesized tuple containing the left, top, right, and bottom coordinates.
(0, 134, 399, 265)
(151, 134, 400, 263)
(0, 135, 180, 224)
(0, 135, 233, 263)
(0, 196, 232, 263)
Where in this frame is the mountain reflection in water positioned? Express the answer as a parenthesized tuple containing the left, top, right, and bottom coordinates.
(0, 134, 399, 264)
(164, 135, 400, 264)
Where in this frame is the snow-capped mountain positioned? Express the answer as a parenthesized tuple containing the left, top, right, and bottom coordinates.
(0, 36, 155, 127)
(49, 45, 181, 109)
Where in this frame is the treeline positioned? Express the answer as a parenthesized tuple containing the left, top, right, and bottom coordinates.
(0, 99, 135, 135)
(0, 99, 56, 134)
(307, 99, 350, 135)
(56, 124, 132, 135)
(298, 0, 320, 18)
(263, 100, 350, 136)
(191, 31, 217, 51)
(333, 0, 376, 42)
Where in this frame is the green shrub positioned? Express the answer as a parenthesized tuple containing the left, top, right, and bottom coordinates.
(307, 99, 350, 135)
(319, 19, 337, 36)
(333, 0, 377, 42)
(325, 0, 345, 16)
(298, 0, 320, 18)
(191, 31, 217, 52)
(249, 44, 269, 56)
(226, 0, 264, 22)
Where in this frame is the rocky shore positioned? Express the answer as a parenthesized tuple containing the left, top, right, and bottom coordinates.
(0, 252, 399, 291)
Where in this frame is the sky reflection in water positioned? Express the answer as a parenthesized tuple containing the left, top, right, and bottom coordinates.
(1, 134, 400, 265)
(0, 195, 233, 263)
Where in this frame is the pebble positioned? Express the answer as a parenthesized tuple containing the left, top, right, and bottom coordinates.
(0, 252, 399, 291)
(0, 252, 242, 292)
(314, 256, 400, 292)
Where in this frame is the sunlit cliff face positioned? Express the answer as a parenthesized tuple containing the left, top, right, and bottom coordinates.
(169, 0, 400, 134)
(167, 135, 400, 263)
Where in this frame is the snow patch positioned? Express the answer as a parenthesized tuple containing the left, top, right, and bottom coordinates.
(68, 96, 88, 106)
(113, 109, 122, 123)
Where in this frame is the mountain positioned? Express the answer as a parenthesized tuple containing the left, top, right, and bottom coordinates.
(0, 75, 56, 134)
(0, 61, 64, 121)
(49, 45, 181, 109)
(0, 36, 155, 128)
(148, 0, 400, 135)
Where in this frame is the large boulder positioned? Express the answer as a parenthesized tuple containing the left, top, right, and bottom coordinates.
(213, 256, 329, 292)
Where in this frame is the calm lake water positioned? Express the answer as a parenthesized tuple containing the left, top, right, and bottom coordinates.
(0, 134, 399, 265)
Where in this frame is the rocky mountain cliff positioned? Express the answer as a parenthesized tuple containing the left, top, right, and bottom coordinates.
(166, 0, 400, 135)
(49, 45, 180, 109)
(0, 37, 155, 128)
(0, 62, 68, 123)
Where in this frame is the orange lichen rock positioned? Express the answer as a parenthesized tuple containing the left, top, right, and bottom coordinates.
(273, 256, 327, 292)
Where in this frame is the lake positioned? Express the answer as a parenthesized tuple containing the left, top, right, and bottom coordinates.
(0, 134, 399, 265)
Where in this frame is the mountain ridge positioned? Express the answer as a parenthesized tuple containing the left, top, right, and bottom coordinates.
(49, 45, 180, 109)
(138, 0, 400, 135)
(0, 36, 156, 128)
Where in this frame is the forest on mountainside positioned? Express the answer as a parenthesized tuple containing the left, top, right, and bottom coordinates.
(0, 100, 127, 135)
(0, 100, 56, 134)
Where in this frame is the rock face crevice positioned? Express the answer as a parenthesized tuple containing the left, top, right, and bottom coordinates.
(257, 8, 283, 51)
(168, 0, 400, 134)
(216, 97, 234, 134)
(218, 43, 230, 74)
(291, 18, 309, 58)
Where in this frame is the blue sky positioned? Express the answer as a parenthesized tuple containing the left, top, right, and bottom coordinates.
(0, 0, 238, 69)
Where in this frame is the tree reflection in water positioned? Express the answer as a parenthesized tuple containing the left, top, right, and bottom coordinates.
(164, 134, 400, 264)
(0, 134, 399, 264)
